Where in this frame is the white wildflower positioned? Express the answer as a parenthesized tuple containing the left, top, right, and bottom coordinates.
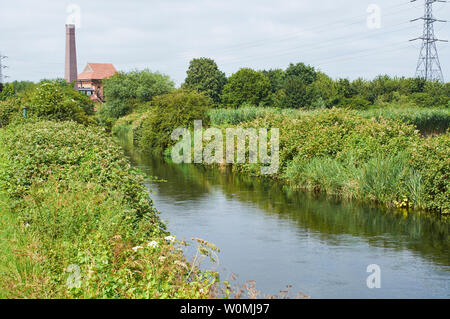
(147, 241, 159, 249)
(164, 235, 175, 243)
(132, 246, 144, 252)
(174, 260, 188, 269)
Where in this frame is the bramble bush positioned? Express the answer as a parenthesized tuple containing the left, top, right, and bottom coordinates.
(0, 121, 217, 298)
(28, 81, 95, 125)
(229, 109, 448, 213)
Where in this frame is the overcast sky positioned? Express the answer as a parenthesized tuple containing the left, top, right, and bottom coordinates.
(1, 0, 449, 85)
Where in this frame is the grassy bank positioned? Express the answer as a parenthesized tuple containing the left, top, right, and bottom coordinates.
(0, 121, 217, 298)
(114, 108, 449, 214)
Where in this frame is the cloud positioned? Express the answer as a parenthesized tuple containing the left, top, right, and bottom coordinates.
(1, 0, 449, 84)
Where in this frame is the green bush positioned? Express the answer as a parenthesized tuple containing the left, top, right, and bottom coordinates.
(139, 89, 213, 154)
(0, 121, 216, 298)
(409, 134, 450, 213)
(28, 81, 95, 125)
(230, 109, 447, 212)
(335, 96, 372, 110)
(0, 98, 22, 127)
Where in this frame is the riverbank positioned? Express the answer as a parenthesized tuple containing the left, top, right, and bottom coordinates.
(113, 107, 449, 214)
(117, 139, 450, 298)
(0, 121, 217, 298)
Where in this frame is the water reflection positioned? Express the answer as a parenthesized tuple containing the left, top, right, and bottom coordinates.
(119, 138, 449, 298)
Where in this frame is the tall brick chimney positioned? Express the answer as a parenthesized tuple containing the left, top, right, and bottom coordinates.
(65, 24, 78, 86)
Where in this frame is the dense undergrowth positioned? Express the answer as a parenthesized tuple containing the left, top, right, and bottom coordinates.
(115, 108, 449, 214)
(208, 105, 450, 134)
(0, 121, 218, 298)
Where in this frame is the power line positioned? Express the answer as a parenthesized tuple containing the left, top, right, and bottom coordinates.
(180, 1, 419, 60)
(0, 52, 8, 85)
(410, 0, 447, 82)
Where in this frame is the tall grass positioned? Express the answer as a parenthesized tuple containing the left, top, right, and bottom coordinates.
(208, 105, 449, 135)
(284, 152, 426, 209)
(360, 107, 450, 135)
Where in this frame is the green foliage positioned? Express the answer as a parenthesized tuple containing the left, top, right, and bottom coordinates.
(230, 109, 448, 213)
(0, 121, 216, 298)
(361, 107, 450, 134)
(409, 134, 450, 213)
(28, 81, 95, 125)
(278, 62, 319, 109)
(0, 83, 15, 101)
(285, 62, 317, 85)
(336, 96, 372, 110)
(183, 58, 227, 104)
(282, 76, 311, 108)
(261, 69, 286, 93)
(221, 68, 271, 108)
(139, 89, 213, 154)
(101, 69, 175, 119)
(0, 98, 22, 127)
(209, 104, 267, 125)
(8, 80, 35, 94)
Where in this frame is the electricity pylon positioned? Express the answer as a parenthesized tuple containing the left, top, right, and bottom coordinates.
(410, 0, 447, 82)
(0, 52, 8, 86)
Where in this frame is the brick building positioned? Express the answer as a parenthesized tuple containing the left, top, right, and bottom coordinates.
(77, 63, 117, 102)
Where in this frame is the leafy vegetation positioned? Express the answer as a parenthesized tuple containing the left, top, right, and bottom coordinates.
(182, 57, 227, 104)
(227, 109, 448, 213)
(138, 89, 213, 154)
(0, 121, 217, 298)
(221, 68, 271, 108)
(99, 69, 175, 124)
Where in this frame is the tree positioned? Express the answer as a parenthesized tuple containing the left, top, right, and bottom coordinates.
(260, 69, 286, 93)
(307, 72, 337, 108)
(102, 69, 175, 119)
(183, 58, 227, 104)
(282, 77, 311, 108)
(285, 62, 317, 85)
(221, 68, 271, 108)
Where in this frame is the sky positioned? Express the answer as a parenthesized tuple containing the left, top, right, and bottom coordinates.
(1, 0, 449, 85)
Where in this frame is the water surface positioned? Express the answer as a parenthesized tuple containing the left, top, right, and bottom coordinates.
(120, 141, 449, 298)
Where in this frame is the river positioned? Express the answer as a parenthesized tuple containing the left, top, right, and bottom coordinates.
(119, 139, 449, 299)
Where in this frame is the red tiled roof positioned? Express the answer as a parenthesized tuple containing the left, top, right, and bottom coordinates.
(78, 63, 117, 80)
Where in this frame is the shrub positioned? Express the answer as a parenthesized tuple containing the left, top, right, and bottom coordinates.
(229, 109, 448, 212)
(139, 89, 213, 154)
(0, 98, 22, 127)
(335, 96, 372, 110)
(409, 134, 450, 213)
(28, 81, 94, 125)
